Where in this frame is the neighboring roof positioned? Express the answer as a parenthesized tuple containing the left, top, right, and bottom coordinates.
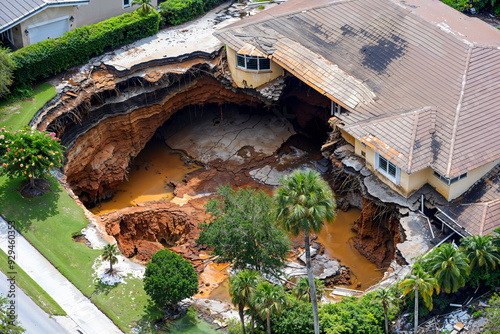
(437, 163, 500, 237)
(215, 0, 500, 178)
(0, 0, 89, 33)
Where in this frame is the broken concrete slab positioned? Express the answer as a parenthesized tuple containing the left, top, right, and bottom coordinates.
(334, 144, 354, 159)
(397, 212, 434, 264)
(342, 155, 364, 171)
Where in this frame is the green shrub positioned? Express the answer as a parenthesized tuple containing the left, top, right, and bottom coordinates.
(0, 47, 14, 98)
(10, 10, 160, 90)
(159, 0, 227, 26)
(441, 0, 469, 10)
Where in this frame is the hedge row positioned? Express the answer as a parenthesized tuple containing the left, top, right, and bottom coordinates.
(11, 10, 161, 89)
(160, 0, 228, 26)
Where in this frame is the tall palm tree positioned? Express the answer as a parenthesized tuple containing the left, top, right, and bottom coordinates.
(102, 244, 119, 274)
(293, 276, 325, 303)
(399, 263, 440, 334)
(253, 281, 288, 334)
(229, 270, 260, 334)
(428, 243, 469, 293)
(275, 169, 336, 334)
(372, 288, 396, 334)
(132, 0, 153, 15)
(461, 235, 500, 270)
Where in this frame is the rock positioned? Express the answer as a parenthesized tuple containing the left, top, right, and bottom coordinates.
(334, 144, 354, 159)
(396, 212, 434, 265)
(298, 246, 318, 264)
(337, 197, 350, 211)
(342, 155, 364, 171)
(360, 166, 371, 176)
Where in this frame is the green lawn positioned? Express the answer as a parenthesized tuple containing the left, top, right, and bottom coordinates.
(0, 83, 56, 130)
(0, 175, 160, 332)
(0, 248, 66, 316)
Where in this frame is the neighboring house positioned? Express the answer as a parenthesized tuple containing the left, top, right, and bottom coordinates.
(214, 0, 500, 204)
(0, 0, 158, 49)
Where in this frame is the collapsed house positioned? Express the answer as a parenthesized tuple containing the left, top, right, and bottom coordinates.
(214, 0, 500, 236)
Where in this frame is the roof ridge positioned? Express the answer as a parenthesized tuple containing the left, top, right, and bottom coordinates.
(345, 106, 433, 128)
(445, 46, 473, 178)
(479, 202, 488, 236)
(406, 111, 420, 172)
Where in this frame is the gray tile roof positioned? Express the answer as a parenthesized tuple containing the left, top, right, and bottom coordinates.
(215, 0, 500, 179)
(0, 0, 89, 33)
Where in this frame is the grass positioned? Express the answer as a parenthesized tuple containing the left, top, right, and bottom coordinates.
(0, 83, 56, 130)
(0, 248, 66, 316)
(0, 175, 160, 332)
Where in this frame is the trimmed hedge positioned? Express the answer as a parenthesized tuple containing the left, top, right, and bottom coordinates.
(160, 0, 227, 26)
(11, 10, 161, 89)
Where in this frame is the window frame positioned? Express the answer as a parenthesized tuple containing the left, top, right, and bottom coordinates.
(236, 53, 271, 71)
(123, 0, 131, 9)
(374, 152, 400, 185)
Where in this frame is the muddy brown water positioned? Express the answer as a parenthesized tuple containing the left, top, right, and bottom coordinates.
(90, 136, 383, 297)
(90, 140, 202, 215)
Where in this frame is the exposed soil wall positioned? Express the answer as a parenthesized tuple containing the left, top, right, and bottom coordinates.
(64, 75, 261, 203)
(102, 198, 208, 263)
(351, 197, 402, 268)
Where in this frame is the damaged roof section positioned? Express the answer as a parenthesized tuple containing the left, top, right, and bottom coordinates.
(342, 107, 436, 174)
(437, 163, 500, 237)
(215, 0, 500, 179)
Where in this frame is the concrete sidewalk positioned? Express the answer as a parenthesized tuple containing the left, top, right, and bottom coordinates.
(0, 217, 122, 334)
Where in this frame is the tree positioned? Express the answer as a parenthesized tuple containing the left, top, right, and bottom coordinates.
(428, 243, 469, 294)
(293, 277, 325, 303)
(372, 288, 396, 334)
(275, 168, 336, 334)
(485, 293, 500, 334)
(0, 129, 64, 190)
(101, 244, 119, 274)
(132, 0, 154, 15)
(461, 235, 500, 270)
(143, 249, 198, 308)
(0, 294, 25, 333)
(197, 186, 290, 277)
(493, 227, 500, 249)
(0, 47, 14, 99)
(229, 270, 260, 334)
(254, 281, 288, 334)
(399, 263, 440, 334)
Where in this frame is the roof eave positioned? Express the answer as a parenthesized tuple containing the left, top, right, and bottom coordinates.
(0, 1, 90, 34)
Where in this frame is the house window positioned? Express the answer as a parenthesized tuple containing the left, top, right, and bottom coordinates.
(433, 171, 467, 185)
(374, 152, 400, 185)
(236, 53, 271, 71)
(123, 0, 131, 8)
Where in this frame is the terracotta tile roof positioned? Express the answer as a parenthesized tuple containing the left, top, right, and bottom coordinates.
(215, 0, 500, 178)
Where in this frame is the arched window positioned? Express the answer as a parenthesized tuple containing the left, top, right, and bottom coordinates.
(236, 53, 271, 71)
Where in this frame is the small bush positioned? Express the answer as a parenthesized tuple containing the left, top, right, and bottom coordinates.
(0, 47, 14, 98)
(10, 10, 161, 91)
(159, 0, 227, 26)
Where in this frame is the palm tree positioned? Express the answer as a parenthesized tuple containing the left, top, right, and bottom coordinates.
(102, 244, 119, 274)
(293, 276, 325, 303)
(493, 227, 500, 249)
(461, 235, 500, 270)
(253, 281, 288, 334)
(428, 243, 469, 293)
(229, 270, 260, 334)
(399, 263, 440, 334)
(275, 168, 336, 334)
(372, 288, 396, 334)
(132, 0, 153, 15)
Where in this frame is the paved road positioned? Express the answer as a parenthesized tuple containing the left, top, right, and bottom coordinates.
(0, 271, 69, 334)
(0, 217, 122, 334)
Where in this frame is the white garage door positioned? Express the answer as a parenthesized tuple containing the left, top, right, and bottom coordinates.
(29, 17, 69, 45)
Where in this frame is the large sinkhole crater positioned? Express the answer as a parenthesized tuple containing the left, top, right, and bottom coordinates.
(46, 65, 387, 292)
